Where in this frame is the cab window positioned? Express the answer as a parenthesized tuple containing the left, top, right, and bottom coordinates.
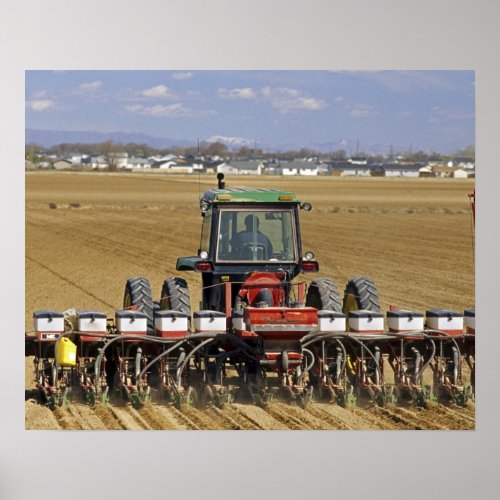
(217, 209, 296, 262)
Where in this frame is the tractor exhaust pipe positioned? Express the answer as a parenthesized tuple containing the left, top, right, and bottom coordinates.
(217, 173, 225, 189)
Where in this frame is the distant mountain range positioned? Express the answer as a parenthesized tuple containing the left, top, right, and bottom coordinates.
(25, 128, 431, 155)
(25, 129, 195, 149)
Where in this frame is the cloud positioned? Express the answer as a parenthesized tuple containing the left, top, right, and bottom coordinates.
(207, 135, 253, 146)
(141, 85, 174, 98)
(26, 99, 54, 112)
(218, 87, 257, 99)
(346, 103, 376, 118)
(172, 72, 193, 80)
(398, 111, 412, 118)
(126, 103, 214, 118)
(217, 86, 326, 112)
(334, 96, 344, 102)
(259, 87, 327, 113)
(78, 81, 102, 91)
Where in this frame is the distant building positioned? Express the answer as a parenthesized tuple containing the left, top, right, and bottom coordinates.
(341, 164, 371, 176)
(90, 156, 108, 170)
(52, 159, 73, 170)
(349, 156, 368, 165)
(127, 157, 151, 169)
(382, 163, 422, 178)
(418, 165, 435, 178)
(108, 152, 128, 169)
(218, 160, 264, 175)
(453, 168, 469, 179)
(274, 160, 318, 176)
(217, 162, 240, 175)
(432, 165, 456, 178)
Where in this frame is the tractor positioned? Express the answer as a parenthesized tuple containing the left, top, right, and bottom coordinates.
(122, 174, 383, 407)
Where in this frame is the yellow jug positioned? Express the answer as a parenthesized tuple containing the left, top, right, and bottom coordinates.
(56, 337, 77, 367)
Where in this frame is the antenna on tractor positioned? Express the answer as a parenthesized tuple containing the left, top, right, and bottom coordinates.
(217, 173, 225, 190)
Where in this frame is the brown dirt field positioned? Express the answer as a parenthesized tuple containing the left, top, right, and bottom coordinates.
(25, 172, 475, 430)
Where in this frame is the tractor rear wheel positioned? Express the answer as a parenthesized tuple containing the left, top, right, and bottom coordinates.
(342, 276, 381, 314)
(160, 277, 191, 317)
(123, 277, 154, 334)
(305, 277, 342, 312)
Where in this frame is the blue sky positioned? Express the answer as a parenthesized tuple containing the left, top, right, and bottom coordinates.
(25, 70, 474, 153)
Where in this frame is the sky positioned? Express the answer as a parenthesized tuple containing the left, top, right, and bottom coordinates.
(25, 70, 475, 153)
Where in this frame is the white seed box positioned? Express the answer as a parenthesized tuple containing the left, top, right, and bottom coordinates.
(155, 310, 189, 333)
(77, 311, 107, 333)
(348, 310, 384, 333)
(33, 311, 65, 333)
(426, 309, 464, 333)
(387, 310, 424, 332)
(115, 310, 147, 334)
(194, 310, 226, 332)
(317, 310, 346, 332)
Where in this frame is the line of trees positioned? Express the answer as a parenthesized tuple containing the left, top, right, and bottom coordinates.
(25, 140, 475, 164)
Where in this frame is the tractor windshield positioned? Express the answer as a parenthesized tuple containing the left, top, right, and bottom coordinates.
(217, 208, 296, 262)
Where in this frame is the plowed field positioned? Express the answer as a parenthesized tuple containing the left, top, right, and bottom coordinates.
(25, 172, 475, 430)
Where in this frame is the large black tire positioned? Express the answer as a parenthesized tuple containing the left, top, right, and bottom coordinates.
(342, 276, 381, 314)
(160, 277, 191, 317)
(305, 277, 342, 312)
(123, 277, 154, 334)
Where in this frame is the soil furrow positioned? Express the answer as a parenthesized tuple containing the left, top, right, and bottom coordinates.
(230, 404, 287, 430)
(205, 407, 247, 430)
(169, 407, 202, 430)
(181, 406, 228, 430)
(369, 406, 424, 430)
(94, 405, 126, 430)
(53, 406, 85, 430)
(148, 405, 187, 430)
(222, 405, 265, 430)
(137, 404, 177, 430)
(350, 406, 399, 430)
(305, 405, 353, 430)
(425, 404, 475, 429)
(107, 405, 145, 430)
(386, 406, 448, 430)
(263, 403, 315, 430)
(66, 404, 100, 430)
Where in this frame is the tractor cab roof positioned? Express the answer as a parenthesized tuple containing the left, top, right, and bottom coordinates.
(200, 187, 300, 205)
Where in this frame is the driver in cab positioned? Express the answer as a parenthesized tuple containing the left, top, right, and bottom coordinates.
(231, 214, 273, 260)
